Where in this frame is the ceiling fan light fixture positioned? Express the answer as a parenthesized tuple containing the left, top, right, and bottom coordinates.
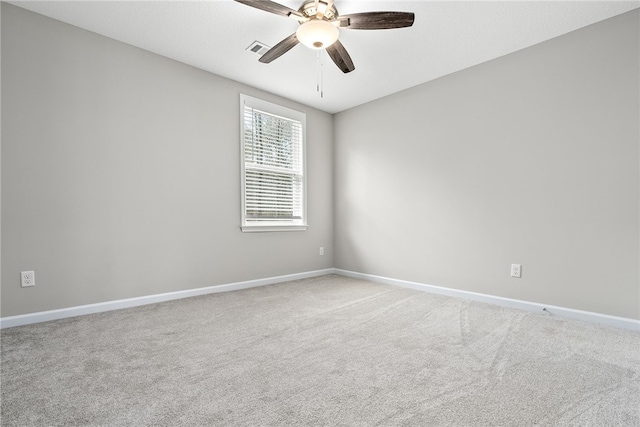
(296, 20, 339, 49)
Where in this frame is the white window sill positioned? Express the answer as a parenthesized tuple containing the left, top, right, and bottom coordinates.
(241, 224, 308, 233)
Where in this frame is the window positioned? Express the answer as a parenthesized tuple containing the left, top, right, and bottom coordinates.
(240, 94, 307, 232)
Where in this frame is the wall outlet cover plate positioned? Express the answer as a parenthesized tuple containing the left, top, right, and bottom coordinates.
(511, 264, 522, 278)
(21, 271, 35, 287)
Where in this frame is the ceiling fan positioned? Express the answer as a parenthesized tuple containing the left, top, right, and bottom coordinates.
(235, 0, 415, 73)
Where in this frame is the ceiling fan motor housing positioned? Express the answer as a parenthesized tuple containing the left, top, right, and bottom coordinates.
(298, 0, 338, 20)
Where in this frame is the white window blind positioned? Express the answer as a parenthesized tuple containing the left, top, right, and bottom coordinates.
(240, 95, 307, 232)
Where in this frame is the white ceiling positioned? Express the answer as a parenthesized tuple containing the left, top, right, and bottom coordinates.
(8, 0, 639, 113)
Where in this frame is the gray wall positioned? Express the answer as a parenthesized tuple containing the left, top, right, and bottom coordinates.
(334, 10, 639, 319)
(1, 4, 333, 317)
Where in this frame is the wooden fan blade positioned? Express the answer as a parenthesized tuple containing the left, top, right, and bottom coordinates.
(259, 33, 300, 63)
(337, 12, 415, 30)
(326, 40, 355, 73)
(234, 0, 305, 20)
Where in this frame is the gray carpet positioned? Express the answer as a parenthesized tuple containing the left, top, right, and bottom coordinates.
(2, 274, 639, 426)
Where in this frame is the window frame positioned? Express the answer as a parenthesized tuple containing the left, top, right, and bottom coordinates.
(240, 94, 308, 233)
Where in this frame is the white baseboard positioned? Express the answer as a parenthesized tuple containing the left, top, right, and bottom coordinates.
(0, 269, 334, 329)
(3, 268, 638, 332)
(334, 269, 640, 332)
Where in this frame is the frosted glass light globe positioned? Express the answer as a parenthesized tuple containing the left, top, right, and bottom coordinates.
(296, 20, 339, 49)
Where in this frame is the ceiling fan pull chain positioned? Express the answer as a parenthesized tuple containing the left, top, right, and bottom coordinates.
(320, 49, 324, 98)
(316, 50, 320, 94)
(316, 50, 324, 98)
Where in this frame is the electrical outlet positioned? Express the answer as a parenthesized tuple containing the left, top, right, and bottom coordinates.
(21, 271, 35, 287)
(510, 264, 522, 278)
(319, 247, 324, 256)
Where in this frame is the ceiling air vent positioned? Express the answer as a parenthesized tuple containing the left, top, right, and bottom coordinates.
(246, 41, 271, 56)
